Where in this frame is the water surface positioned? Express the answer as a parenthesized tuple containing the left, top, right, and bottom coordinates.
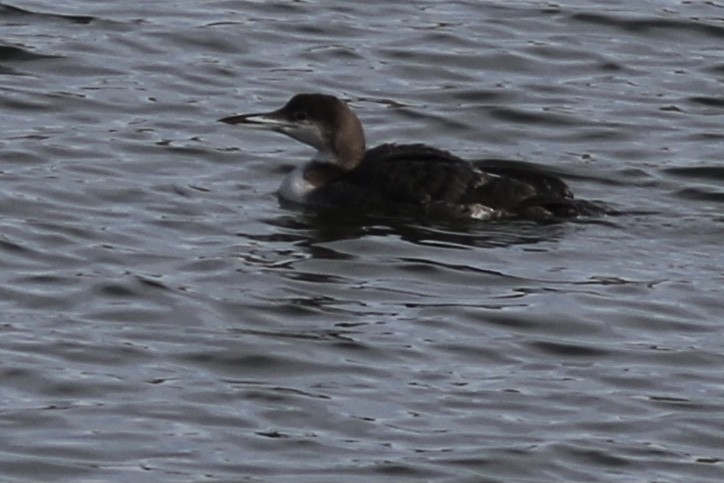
(1, 1, 723, 481)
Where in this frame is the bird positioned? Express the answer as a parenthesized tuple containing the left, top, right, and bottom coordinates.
(219, 93, 592, 221)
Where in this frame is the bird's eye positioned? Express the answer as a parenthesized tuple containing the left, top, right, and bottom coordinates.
(293, 111, 308, 122)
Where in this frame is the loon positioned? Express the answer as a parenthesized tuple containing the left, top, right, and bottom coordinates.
(219, 93, 589, 220)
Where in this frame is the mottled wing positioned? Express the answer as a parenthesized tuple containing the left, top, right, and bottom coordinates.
(358, 144, 482, 202)
(308, 144, 585, 219)
(473, 159, 574, 200)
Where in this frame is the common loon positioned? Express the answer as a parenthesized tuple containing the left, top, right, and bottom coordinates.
(219, 93, 590, 220)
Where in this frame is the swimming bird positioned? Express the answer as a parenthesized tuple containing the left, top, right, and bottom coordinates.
(219, 93, 590, 220)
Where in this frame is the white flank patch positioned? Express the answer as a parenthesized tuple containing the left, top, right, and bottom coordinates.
(467, 204, 496, 220)
(278, 165, 315, 204)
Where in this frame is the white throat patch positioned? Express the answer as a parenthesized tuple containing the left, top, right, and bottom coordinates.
(312, 148, 337, 165)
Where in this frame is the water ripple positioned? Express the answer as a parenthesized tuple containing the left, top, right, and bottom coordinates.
(1, 1, 724, 482)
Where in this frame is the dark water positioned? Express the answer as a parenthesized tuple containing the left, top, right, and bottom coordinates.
(2, 1, 723, 481)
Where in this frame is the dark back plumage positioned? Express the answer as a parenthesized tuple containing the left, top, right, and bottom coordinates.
(307, 143, 584, 220)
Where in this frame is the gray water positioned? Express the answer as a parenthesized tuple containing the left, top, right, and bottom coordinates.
(1, 1, 723, 481)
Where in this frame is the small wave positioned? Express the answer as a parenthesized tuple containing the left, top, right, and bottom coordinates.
(673, 187, 724, 203)
(487, 106, 577, 127)
(689, 96, 724, 108)
(570, 12, 724, 40)
(662, 165, 724, 181)
(0, 3, 95, 25)
(0, 44, 57, 62)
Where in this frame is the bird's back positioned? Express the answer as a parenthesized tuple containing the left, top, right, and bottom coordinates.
(308, 143, 584, 220)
